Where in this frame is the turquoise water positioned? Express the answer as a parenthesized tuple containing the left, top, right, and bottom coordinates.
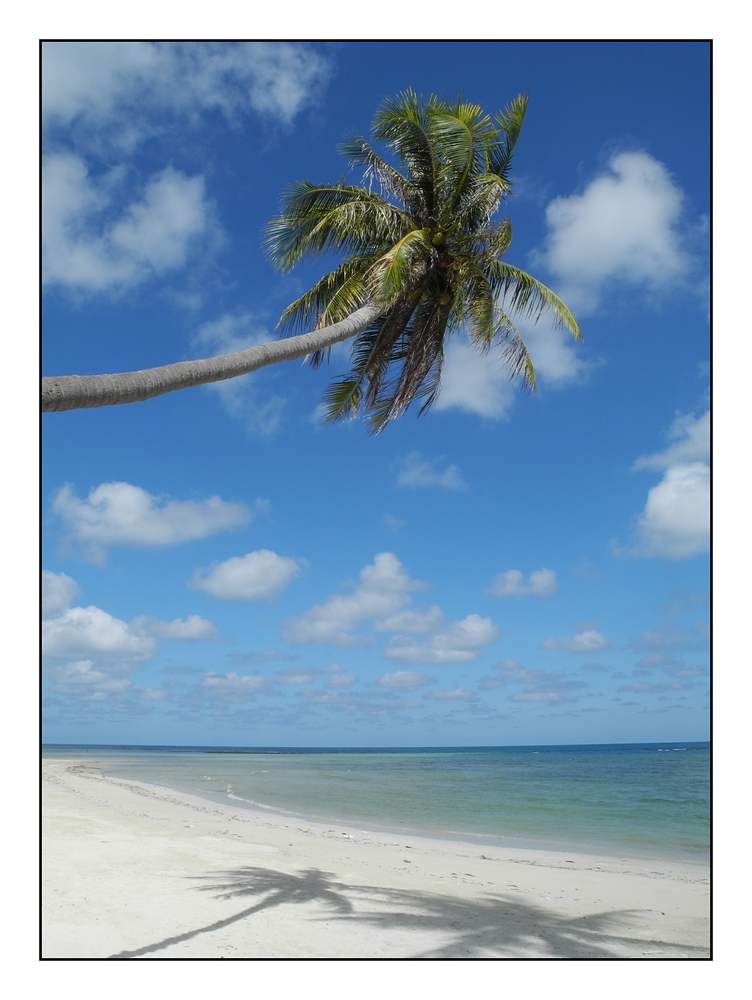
(43, 743, 710, 860)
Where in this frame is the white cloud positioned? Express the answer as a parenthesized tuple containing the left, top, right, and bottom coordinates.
(374, 606, 443, 634)
(622, 410, 710, 559)
(541, 629, 610, 653)
(395, 452, 466, 491)
(633, 411, 710, 471)
(43, 605, 158, 660)
(191, 550, 306, 600)
(281, 552, 424, 645)
(192, 313, 287, 435)
(131, 614, 218, 640)
(42, 44, 331, 296)
(47, 659, 133, 698)
(634, 463, 710, 559)
(434, 335, 517, 418)
(488, 568, 558, 598)
(377, 671, 431, 691)
(384, 615, 500, 664)
(537, 151, 688, 314)
(42, 156, 214, 292)
(52, 481, 252, 564)
(42, 41, 332, 132)
(42, 570, 80, 618)
(198, 671, 265, 700)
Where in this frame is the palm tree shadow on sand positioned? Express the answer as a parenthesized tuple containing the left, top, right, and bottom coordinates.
(111, 866, 708, 959)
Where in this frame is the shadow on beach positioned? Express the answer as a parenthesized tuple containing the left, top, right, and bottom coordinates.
(110, 865, 708, 959)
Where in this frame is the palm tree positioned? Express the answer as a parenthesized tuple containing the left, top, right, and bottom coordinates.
(41, 92, 581, 419)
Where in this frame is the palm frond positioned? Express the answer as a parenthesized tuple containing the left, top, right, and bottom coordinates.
(488, 261, 582, 339)
(338, 131, 424, 215)
(489, 93, 529, 184)
(364, 228, 433, 307)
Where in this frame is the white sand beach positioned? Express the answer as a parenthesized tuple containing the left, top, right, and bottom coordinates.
(42, 757, 710, 959)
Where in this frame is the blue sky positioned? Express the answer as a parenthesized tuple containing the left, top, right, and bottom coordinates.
(41, 41, 710, 747)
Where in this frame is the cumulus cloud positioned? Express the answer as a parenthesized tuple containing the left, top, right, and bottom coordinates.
(394, 452, 467, 491)
(281, 552, 425, 645)
(43, 156, 215, 292)
(282, 553, 499, 665)
(541, 629, 610, 653)
(377, 671, 431, 691)
(43, 605, 158, 661)
(488, 568, 558, 598)
(131, 614, 218, 640)
(51, 481, 252, 564)
(620, 410, 710, 559)
(191, 550, 306, 601)
(434, 335, 517, 419)
(384, 615, 500, 664)
(42, 570, 80, 618)
(536, 151, 689, 315)
(42, 571, 219, 704)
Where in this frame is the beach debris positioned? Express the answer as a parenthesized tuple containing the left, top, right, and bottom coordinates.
(480, 855, 490, 860)
(300, 828, 310, 833)
(342, 833, 353, 839)
(403, 859, 412, 863)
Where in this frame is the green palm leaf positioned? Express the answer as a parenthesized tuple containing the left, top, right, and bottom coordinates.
(265, 90, 581, 432)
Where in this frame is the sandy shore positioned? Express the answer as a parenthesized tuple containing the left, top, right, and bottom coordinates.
(42, 757, 710, 959)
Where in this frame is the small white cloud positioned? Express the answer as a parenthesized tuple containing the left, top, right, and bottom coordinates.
(537, 151, 688, 314)
(281, 552, 425, 645)
(377, 671, 431, 691)
(620, 410, 710, 560)
(131, 614, 218, 640)
(191, 550, 306, 601)
(633, 463, 710, 559)
(198, 671, 265, 700)
(52, 481, 252, 564)
(43, 605, 158, 660)
(384, 614, 500, 664)
(488, 568, 558, 598)
(633, 411, 710, 471)
(42, 570, 80, 618)
(541, 630, 610, 653)
(395, 451, 466, 491)
(434, 335, 517, 419)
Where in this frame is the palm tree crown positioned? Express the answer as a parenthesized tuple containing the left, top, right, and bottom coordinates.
(265, 90, 581, 433)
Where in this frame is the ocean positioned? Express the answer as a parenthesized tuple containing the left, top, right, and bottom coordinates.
(42, 742, 710, 861)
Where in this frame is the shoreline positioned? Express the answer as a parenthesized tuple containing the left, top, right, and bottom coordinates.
(42, 757, 710, 958)
(103, 771, 710, 868)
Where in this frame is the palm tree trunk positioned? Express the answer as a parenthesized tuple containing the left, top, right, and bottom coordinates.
(41, 304, 382, 412)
